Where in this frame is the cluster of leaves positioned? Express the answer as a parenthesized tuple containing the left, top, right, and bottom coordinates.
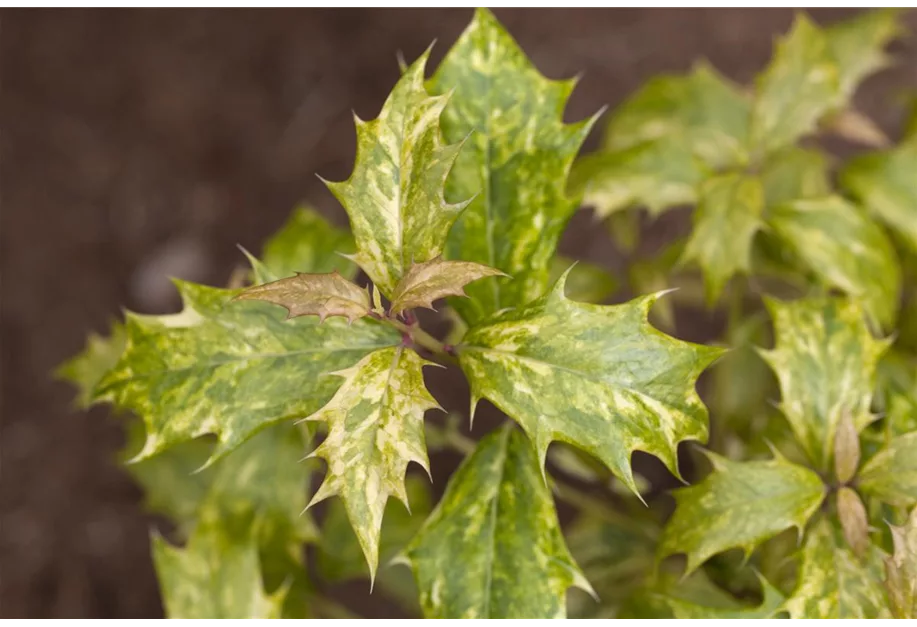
(59, 8, 916, 619)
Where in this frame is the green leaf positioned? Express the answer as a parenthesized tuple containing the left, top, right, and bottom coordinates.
(324, 51, 468, 296)
(785, 518, 891, 618)
(841, 137, 917, 254)
(759, 297, 888, 470)
(601, 62, 751, 169)
(258, 205, 357, 282)
(681, 173, 765, 304)
(749, 14, 840, 156)
(304, 346, 439, 581)
(760, 146, 831, 208)
(885, 507, 917, 619)
(549, 256, 617, 305)
(405, 426, 591, 618)
(766, 196, 901, 328)
(570, 140, 704, 219)
(152, 513, 286, 619)
(859, 432, 917, 507)
(95, 281, 400, 463)
(662, 574, 786, 619)
(56, 321, 127, 408)
(458, 270, 722, 496)
(389, 256, 504, 315)
(826, 9, 903, 100)
(235, 271, 371, 323)
(430, 8, 595, 324)
(659, 451, 824, 573)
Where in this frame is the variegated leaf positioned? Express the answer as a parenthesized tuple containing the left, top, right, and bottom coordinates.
(304, 346, 439, 581)
(94, 281, 400, 463)
(760, 146, 831, 208)
(826, 9, 903, 100)
(151, 512, 286, 619)
(767, 196, 901, 328)
(405, 426, 591, 618)
(759, 297, 889, 470)
(601, 62, 751, 169)
(56, 321, 127, 408)
(681, 173, 765, 304)
(430, 8, 596, 324)
(859, 432, 917, 507)
(662, 574, 786, 619)
(570, 140, 704, 220)
(659, 451, 824, 573)
(457, 270, 723, 496)
(841, 137, 917, 254)
(785, 518, 891, 618)
(235, 271, 370, 323)
(749, 14, 840, 156)
(256, 204, 357, 283)
(885, 507, 917, 619)
(389, 256, 504, 315)
(324, 51, 468, 296)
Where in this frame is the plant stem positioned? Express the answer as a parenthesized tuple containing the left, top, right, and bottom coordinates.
(385, 317, 457, 364)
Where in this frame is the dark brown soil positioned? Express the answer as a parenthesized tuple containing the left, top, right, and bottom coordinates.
(2, 8, 915, 618)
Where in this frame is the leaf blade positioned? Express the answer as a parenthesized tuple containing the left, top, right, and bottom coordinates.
(389, 257, 504, 315)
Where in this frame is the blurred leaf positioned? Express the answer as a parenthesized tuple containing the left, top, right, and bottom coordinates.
(571, 140, 703, 220)
(760, 147, 831, 208)
(602, 62, 751, 169)
(885, 507, 917, 618)
(56, 322, 127, 409)
(767, 196, 901, 328)
(681, 173, 764, 304)
(549, 256, 618, 304)
(749, 14, 840, 156)
(258, 205, 357, 282)
(841, 137, 917, 255)
(859, 432, 917, 507)
(825, 9, 903, 100)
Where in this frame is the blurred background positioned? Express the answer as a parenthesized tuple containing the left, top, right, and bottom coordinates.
(2, 8, 915, 618)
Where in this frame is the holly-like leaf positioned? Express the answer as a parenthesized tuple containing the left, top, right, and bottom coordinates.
(56, 321, 127, 408)
(304, 346, 439, 581)
(826, 9, 903, 100)
(389, 256, 504, 315)
(859, 432, 917, 507)
(749, 14, 840, 156)
(94, 281, 400, 463)
(430, 8, 596, 324)
(841, 137, 917, 254)
(405, 426, 591, 618)
(601, 62, 751, 169)
(152, 513, 286, 619)
(785, 518, 891, 618)
(324, 51, 468, 296)
(659, 451, 824, 573)
(885, 507, 917, 619)
(759, 297, 888, 471)
(234, 271, 371, 323)
(760, 146, 831, 208)
(549, 256, 618, 305)
(457, 270, 723, 496)
(766, 197, 901, 328)
(257, 205, 357, 282)
(681, 173, 765, 304)
(570, 140, 704, 220)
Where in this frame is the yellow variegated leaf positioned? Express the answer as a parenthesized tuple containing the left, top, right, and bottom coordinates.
(885, 507, 917, 619)
(759, 297, 889, 471)
(405, 426, 591, 618)
(458, 270, 723, 496)
(235, 271, 370, 323)
(859, 432, 917, 507)
(431, 8, 597, 324)
(785, 518, 892, 618)
(389, 256, 504, 315)
(659, 451, 824, 573)
(304, 346, 439, 581)
(325, 50, 469, 296)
